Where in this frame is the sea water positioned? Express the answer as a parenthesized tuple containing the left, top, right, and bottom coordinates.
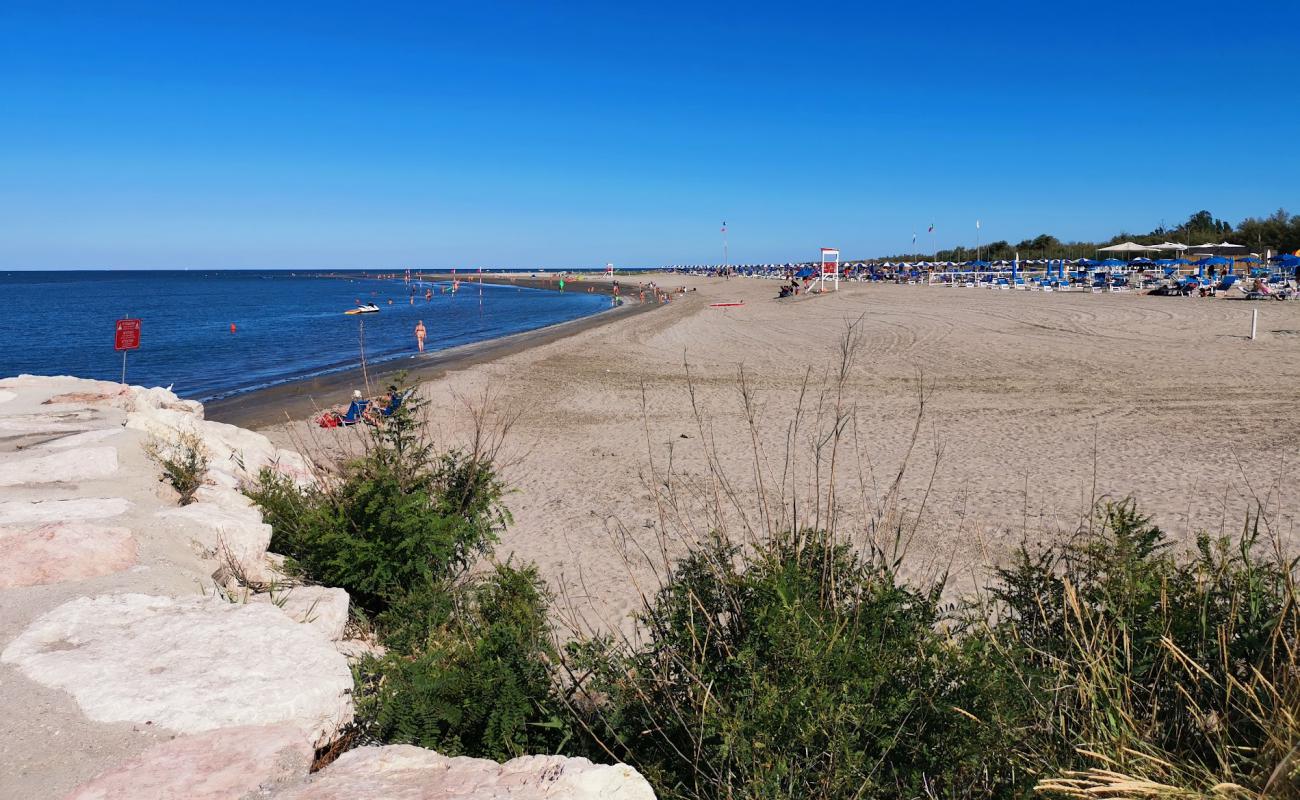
(0, 270, 611, 401)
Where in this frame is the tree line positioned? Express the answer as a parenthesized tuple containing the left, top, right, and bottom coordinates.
(873, 208, 1300, 262)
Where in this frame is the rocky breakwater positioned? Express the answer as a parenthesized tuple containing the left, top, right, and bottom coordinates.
(0, 376, 654, 800)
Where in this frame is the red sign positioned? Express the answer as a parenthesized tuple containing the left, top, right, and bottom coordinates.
(114, 319, 141, 351)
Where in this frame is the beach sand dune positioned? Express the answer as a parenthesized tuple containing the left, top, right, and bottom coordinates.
(267, 276, 1300, 633)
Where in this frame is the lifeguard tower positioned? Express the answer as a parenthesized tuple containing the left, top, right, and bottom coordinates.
(811, 247, 840, 292)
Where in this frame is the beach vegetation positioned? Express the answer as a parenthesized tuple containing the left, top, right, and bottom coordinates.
(143, 428, 209, 505)
(245, 382, 510, 615)
(246, 381, 568, 761)
(564, 528, 1017, 800)
(883, 208, 1300, 262)
(980, 500, 1300, 799)
(354, 561, 571, 760)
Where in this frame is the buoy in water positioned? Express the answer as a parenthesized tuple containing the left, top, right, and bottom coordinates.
(230, 323, 237, 333)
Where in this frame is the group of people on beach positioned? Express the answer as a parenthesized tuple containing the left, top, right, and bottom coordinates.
(317, 385, 405, 428)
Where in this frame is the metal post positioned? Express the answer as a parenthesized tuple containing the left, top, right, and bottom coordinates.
(121, 350, 127, 385)
(1250, 309, 1258, 341)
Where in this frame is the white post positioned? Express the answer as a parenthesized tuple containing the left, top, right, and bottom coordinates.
(1250, 309, 1258, 341)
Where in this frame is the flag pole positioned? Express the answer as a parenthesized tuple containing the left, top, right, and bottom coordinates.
(722, 221, 729, 271)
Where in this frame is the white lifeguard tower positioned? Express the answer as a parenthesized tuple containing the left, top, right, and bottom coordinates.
(812, 247, 840, 292)
(604, 263, 614, 279)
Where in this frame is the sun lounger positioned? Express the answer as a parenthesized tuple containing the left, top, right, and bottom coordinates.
(317, 398, 369, 428)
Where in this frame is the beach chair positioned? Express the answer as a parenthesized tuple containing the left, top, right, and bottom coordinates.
(363, 389, 413, 425)
(379, 389, 412, 418)
(316, 398, 369, 428)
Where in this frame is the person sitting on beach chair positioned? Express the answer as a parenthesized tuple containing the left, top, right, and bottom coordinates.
(363, 386, 408, 425)
(317, 390, 369, 428)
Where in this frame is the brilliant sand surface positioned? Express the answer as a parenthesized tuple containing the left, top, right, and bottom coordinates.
(264, 276, 1300, 634)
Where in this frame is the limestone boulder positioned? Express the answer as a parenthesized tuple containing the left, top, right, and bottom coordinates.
(0, 446, 118, 486)
(0, 497, 132, 525)
(126, 406, 280, 481)
(274, 448, 317, 486)
(254, 586, 351, 642)
(63, 724, 313, 800)
(273, 746, 656, 800)
(1, 593, 354, 746)
(34, 428, 127, 450)
(156, 501, 273, 581)
(0, 523, 138, 588)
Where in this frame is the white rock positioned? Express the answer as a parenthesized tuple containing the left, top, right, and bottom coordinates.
(35, 427, 126, 450)
(193, 483, 254, 509)
(63, 723, 314, 800)
(255, 586, 351, 642)
(0, 497, 132, 525)
(275, 746, 657, 800)
(0, 523, 137, 588)
(205, 467, 244, 491)
(274, 448, 317, 486)
(156, 502, 273, 579)
(0, 446, 118, 486)
(1, 593, 354, 746)
(126, 407, 279, 481)
(0, 409, 104, 433)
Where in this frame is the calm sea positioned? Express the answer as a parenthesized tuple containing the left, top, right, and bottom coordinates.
(0, 270, 611, 401)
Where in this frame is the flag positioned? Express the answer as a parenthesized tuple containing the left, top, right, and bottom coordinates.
(912, 232, 917, 244)
(927, 224, 934, 233)
(721, 221, 727, 233)
(976, 220, 981, 229)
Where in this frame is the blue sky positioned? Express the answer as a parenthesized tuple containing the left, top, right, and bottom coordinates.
(2, 1, 1297, 269)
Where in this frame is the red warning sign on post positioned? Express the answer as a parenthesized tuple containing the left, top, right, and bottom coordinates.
(114, 319, 141, 351)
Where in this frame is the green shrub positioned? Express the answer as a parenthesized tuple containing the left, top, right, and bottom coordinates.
(568, 531, 1018, 800)
(245, 385, 510, 615)
(245, 382, 565, 763)
(356, 564, 570, 760)
(985, 500, 1300, 795)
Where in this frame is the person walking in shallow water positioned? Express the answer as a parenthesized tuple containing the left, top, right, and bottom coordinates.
(414, 320, 426, 352)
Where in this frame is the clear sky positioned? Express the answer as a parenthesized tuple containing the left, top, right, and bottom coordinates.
(3, 1, 1297, 270)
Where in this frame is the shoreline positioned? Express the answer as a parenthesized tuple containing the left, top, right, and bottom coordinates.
(204, 276, 655, 429)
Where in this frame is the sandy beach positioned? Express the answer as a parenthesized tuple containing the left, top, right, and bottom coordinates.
(257, 276, 1300, 633)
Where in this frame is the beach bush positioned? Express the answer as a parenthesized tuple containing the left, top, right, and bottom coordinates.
(143, 428, 209, 505)
(246, 385, 510, 615)
(246, 382, 569, 762)
(566, 530, 1018, 800)
(354, 562, 571, 760)
(979, 500, 1300, 797)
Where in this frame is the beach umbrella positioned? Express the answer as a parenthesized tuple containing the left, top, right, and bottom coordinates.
(1198, 256, 1231, 266)
(1098, 241, 1154, 253)
(1099, 258, 1125, 267)
(1151, 242, 1189, 251)
(1076, 258, 1099, 267)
